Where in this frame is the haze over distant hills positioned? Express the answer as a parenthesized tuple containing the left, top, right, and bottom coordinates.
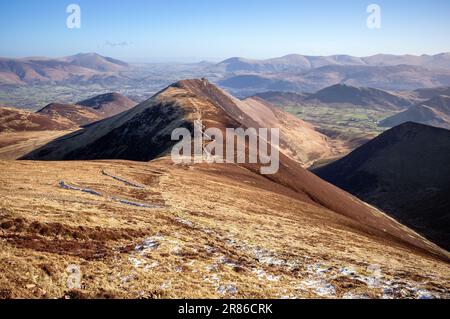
(2, 52, 450, 111)
(313, 122, 450, 251)
(0, 53, 130, 85)
(217, 53, 450, 73)
(219, 64, 450, 95)
(216, 53, 450, 94)
(2, 52, 450, 89)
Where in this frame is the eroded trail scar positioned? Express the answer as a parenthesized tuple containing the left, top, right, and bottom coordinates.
(101, 170, 145, 189)
(59, 181, 102, 196)
(59, 180, 163, 209)
(110, 196, 163, 208)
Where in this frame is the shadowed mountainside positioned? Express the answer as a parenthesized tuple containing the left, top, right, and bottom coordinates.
(313, 122, 450, 251)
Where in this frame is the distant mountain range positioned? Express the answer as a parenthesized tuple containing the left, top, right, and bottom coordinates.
(0, 53, 129, 85)
(219, 64, 450, 95)
(216, 53, 450, 73)
(216, 53, 450, 94)
(2, 52, 450, 94)
(313, 122, 450, 251)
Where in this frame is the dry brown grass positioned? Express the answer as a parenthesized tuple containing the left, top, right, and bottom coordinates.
(0, 131, 74, 160)
(0, 159, 448, 299)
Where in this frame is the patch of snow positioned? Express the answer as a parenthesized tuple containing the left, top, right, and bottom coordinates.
(302, 279, 336, 297)
(135, 237, 161, 253)
(251, 247, 286, 266)
(217, 256, 239, 268)
(144, 261, 159, 270)
(120, 274, 136, 283)
(416, 289, 436, 299)
(204, 245, 216, 254)
(110, 196, 162, 208)
(253, 268, 280, 282)
(102, 170, 145, 189)
(339, 267, 356, 277)
(175, 218, 195, 228)
(342, 293, 370, 299)
(59, 181, 102, 196)
(217, 284, 238, 295)
(175, 266, 183, 273)
(129, 257, 145, 268)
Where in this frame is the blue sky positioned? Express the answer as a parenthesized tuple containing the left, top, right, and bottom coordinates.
(0, 0, 449, 62)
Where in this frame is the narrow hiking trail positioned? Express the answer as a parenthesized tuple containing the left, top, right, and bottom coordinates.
(59, 170, 164, 209)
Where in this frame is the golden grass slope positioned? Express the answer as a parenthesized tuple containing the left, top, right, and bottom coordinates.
(0, 106, 75, 133)
(0, 159, 448, 299)
(36, 103, 103, 127)
(0, 131, 74, 160)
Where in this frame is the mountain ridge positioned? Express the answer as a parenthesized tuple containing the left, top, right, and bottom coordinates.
(217, 52, 450, 72)
(380, 95, 450, 129)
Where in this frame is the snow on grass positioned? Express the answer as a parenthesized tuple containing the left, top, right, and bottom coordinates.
(102, 170, 145, 189)
(135, 237, 161, 253)
(217, 284, 238, 295)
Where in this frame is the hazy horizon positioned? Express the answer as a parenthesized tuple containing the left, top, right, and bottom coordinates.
(3, 51, 450, 65)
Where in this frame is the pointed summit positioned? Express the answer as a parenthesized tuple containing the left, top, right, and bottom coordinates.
(22, 79, 334, 166)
